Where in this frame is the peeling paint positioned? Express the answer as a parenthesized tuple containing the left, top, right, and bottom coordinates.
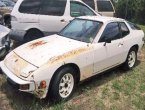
(48, 46, 93, 64)
(80, 64, 94, 81)
(29, 40, 47, 49)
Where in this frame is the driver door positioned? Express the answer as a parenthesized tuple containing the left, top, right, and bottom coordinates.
(93, 22, 124, 74)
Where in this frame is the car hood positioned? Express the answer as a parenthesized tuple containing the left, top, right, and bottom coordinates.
(13, 34, 88, 67)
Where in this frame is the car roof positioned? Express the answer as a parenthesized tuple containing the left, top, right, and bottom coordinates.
(78, 16, 125, 23)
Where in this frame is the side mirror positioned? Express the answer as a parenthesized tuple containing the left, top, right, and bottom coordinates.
(104, 37, 111, 46)
(105, 37, 111, 43)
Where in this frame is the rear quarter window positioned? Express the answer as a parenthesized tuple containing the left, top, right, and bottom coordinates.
(82, 0, 95, 10)
(19, 0, 41, 14)
(39, 0, 67, 16)
(97, 1, 114, 12)
(119, 22, 130, 37)
(70, 1, 95, 17)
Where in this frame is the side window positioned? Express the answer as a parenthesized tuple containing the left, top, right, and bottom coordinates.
(99, 22, 121, 42)
(70, 1, 96, 17)
(82, 0, 95, 10)
(39, 0, 67, 16)
(19, 0, 41, 14)
(97, 1, 114, 12)
(119, 22, 130, 37)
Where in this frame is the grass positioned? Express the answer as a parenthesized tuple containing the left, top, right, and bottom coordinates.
(0, 26, 145, 110)
(139, 25, 145, 32)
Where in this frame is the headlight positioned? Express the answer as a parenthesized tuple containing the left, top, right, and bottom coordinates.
(20, 64, 37, 78)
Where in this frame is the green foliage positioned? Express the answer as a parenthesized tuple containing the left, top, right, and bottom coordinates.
(115, 0, 145, 24)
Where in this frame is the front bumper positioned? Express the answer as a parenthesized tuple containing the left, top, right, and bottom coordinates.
(0, 61, 49, 98)
(0, 61, 35, 91)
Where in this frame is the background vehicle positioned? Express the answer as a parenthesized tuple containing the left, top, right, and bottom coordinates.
(0, 24, 10, 59)
(0, 0, 15, 28)
(82, 0, 115, 17)
(10, 0, 100, 42)
(1, 16, 144, 102)
(0, 15, 2, 24)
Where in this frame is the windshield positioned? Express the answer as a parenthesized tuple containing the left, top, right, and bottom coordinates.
(59, 19, 102, 43)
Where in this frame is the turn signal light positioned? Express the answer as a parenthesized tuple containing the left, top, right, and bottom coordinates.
(40, 80, 47, 89)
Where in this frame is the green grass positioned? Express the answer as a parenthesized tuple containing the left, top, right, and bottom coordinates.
(139, 25, 145, 32)
(0, 26, 145, 110)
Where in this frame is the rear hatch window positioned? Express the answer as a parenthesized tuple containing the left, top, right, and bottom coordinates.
(19, 0, 41, 14)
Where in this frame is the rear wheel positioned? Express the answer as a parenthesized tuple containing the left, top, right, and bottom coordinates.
(123, 48, 137, 70)
(24, 30, 44, 43)
(49, 67, 77, 102)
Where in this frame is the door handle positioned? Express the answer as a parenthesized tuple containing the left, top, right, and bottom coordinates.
(118, 43, 123, 47)
(60, 19, 67, 23)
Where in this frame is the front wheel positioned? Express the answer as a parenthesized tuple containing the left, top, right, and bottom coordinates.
(49, 67, 76, 102)
(123, 48, 137, 70)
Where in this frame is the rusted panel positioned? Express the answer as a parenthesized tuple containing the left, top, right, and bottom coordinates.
(80, 64, 94, 81)
(29, 40, 47, 49)
(48, 46, 93, 64)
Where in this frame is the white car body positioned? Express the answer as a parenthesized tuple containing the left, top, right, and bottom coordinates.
(1, 16, 144, 99)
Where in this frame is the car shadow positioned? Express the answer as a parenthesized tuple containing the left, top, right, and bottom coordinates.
(0, 60, 141, 109)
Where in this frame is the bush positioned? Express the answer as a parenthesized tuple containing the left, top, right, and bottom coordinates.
(115, 0, 145, 24)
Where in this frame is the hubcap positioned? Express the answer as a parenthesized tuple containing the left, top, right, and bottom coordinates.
(128, 51, 136, 68)
(59, 73, 74, 98)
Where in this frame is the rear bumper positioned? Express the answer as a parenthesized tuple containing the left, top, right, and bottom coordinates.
(0, 61, 35, 91)
(9, 29, 26, 42)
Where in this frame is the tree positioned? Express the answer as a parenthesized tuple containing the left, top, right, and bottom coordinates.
(115, 0, 145, 24)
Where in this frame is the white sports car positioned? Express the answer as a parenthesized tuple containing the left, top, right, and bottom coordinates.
(0, 16, 144, 102)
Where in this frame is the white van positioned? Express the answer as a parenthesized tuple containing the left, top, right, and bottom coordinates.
(10, 0, 100, 42)
(82, 0, 115, 17)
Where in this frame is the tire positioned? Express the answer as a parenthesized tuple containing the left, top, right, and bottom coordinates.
(123, 47, 137, 70)
(49, 67, 77, 102)
(24, 30, 43, 43)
